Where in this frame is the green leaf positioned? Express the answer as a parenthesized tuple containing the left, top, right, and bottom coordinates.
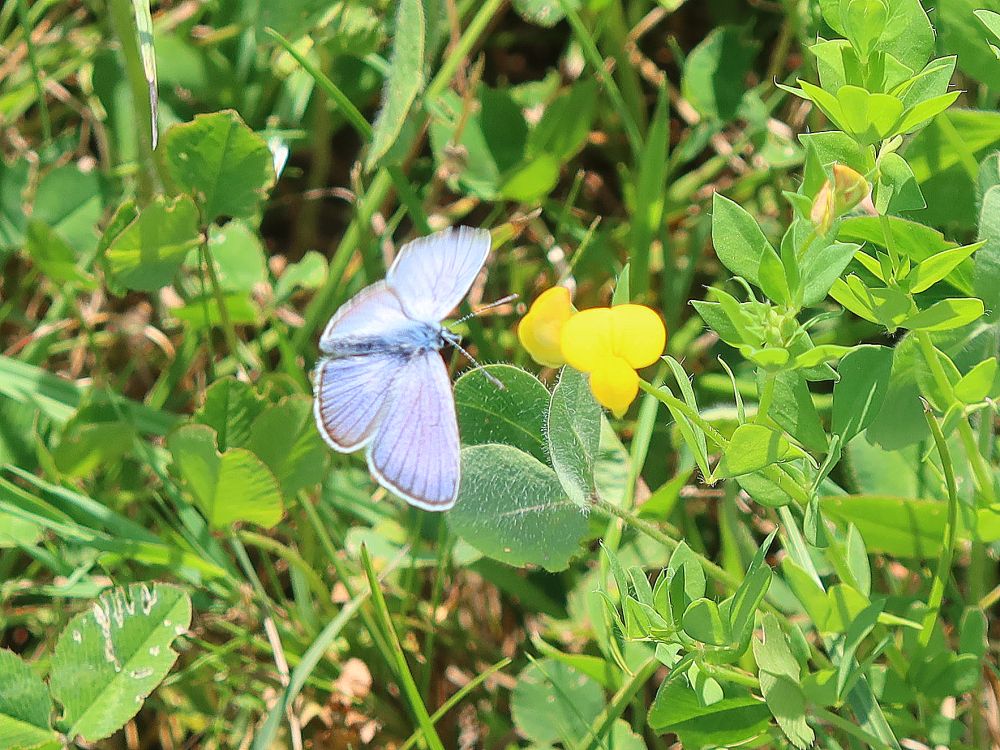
(975, 186, 1000, 321)
(48, 583, 192, 743)
(682, 598, 732, 645)
(874, 152, 924, 214)
(714, 423, 802, 478)
(711, 193, 780, 288)
(527, 80, 598, 161)
(892, 92, 962, 136)
(903, 297, 985, 331)
(682, 26, 760, 121)
(429, 86, 528, 199)
(511, 659, 603, 745)
(763, 370, 828, 453)
(938, 0, 1000, 89)
(907, 241, 983, 294)
(500, 155, 560, 203)
(955, 357, 998, 404)
(547, 367, 601, 507)
(193, 377, 266, 451)
(274, 251, 326, 301)
(819, 495, 1000, 557)
(168, 424, 284, 528)
(822, 583, 869, 633)
(33, 164, 103, 252)
(103, 195, 201, 292)
(753, 613, 800, 680)
(878, 0, 934, 70)
(247, 397, 328, 498)
(842, 0, 887, 60)
(663, 357, 711, 478)
(835, 86, 904, 144)
(648, 680, 770, 745)
(163, 109, 276, 223)
(800, 240, 859, 306)
(511, 0, 580, 27)
(759, 673, 815, 750)
(449, 444, 587, 571)
(832, 345, 892, 441)
(630, 85, 670, 294)
(454, 364, 550, 462)
(206, 220, 267, 292)
(25, 220, 95, 287)
(0, 649, 57, 750)
(0, 156, 29, 251)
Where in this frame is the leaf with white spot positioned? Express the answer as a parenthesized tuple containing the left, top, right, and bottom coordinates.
(48, 583, 192, 743)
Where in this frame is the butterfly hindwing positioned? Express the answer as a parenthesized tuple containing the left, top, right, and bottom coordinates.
(366, 350, 461, 511)
(313, 353, 403, 452)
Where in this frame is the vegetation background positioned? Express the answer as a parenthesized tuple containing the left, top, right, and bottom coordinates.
(2, 0, 1000, 748)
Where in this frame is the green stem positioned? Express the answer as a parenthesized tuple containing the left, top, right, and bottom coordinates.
(398, 658, 512, 750)
(237, 530, 331, 610)
(425, 0, 507, 103)
(575, 656, 659, 750)
(558, 0, 642, 157)
(360, 545, 446, 750)
(814, 706, 895, 749)
(919, 408, 961, 650)
(107, 0, 159, 202)
(637, 379, 811, 505)
(15, 0, 51, 144)
(201, 237, 248, 378)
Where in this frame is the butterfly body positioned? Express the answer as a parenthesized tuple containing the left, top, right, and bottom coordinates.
(312, 227, 491, 511)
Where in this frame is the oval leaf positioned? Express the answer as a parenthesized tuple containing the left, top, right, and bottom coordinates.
(449, 443, 587, 571)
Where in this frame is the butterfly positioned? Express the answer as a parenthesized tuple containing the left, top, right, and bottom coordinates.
(312, 226, 492, 511)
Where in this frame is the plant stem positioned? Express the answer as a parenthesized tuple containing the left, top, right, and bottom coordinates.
(15, 0, 51, 144)
(201, 236, 248, 379)
(919, 407, 961, 649)
(360, 545, 446, 750)
(575, 656, 659, 750)
(107, 0, 159, 203)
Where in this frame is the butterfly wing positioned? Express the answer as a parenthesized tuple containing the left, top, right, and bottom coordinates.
(318, 280, 415, 355)
(313, 353, 402, 452)
(366, 350, 461, 511)
(385, 226, 491, 322)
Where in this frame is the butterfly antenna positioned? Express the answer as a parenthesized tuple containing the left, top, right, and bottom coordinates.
(446, 337, 505, 390)
(452, 293, 519, 326)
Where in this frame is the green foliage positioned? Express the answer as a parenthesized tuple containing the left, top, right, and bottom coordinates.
(3, 0, 999, 747)
(1, 584, 189, 750)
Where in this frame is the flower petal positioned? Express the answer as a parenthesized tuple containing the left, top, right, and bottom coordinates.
(518, 286, 574, 367)
(610, 304, 666, 369)
(561, 307, 614, 373)
(589, 356, 639, 417)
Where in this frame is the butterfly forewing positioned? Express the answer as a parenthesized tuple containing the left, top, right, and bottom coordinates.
(386, 226, 491, 322)
(319, 281, 415, 355)
(366, 351, 461, 511)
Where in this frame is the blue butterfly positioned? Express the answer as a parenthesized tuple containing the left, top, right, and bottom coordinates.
(313, 226, 491, 511)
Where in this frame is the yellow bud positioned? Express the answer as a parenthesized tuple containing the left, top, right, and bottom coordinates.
(588, 356, 639, 418)
(832, 163, 869, 213)
(518, 287, 575, 367)
(810, 180, 836, 234)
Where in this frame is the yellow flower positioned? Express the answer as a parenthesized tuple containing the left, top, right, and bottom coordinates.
(561, 304, 666, 417)
(518, 287, 575, 367)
